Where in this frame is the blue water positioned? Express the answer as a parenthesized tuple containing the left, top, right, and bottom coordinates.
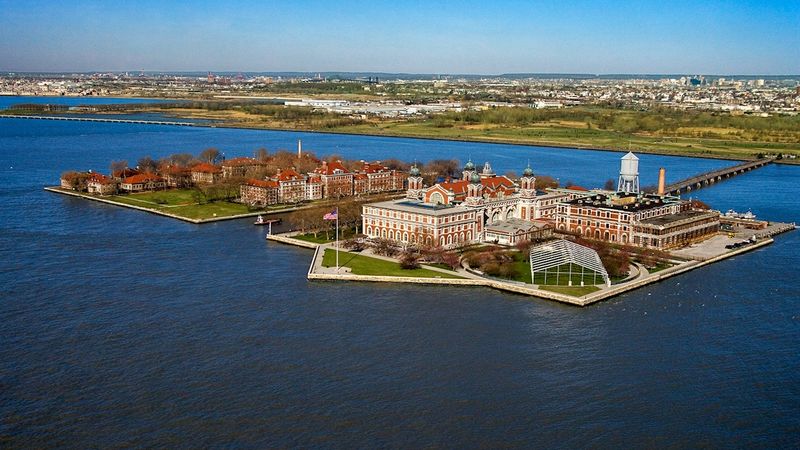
(1, 118, 799, 447)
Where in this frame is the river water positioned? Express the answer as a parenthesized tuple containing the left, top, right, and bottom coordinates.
(1, 116, 798, 448)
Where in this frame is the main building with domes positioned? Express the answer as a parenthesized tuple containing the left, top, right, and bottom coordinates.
(362, 159, 572, 248)
(362, 153, 721, 250)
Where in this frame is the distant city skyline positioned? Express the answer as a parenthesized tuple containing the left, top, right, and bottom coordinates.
(1, 0, 798, 75)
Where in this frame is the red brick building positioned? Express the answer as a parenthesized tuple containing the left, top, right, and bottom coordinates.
(240, 179, 278, 206)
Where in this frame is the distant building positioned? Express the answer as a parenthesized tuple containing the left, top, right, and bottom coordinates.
(120, 173, 166, 192)
(221, 157, 267, 179)
(313, 160, 354, 198)
(86, 173, 117, 195)
(190, 163, 222, 184)
(274, 168, 307, 204)
(240, 179, 278, 207)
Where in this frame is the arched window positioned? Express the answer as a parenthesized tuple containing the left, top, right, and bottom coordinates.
(447, 235, 453, 245)
(430, 192, 444, 204)
(575, 227, 582, 235)
(389, 230, 394, 240)
(403, 232, 408, 242)
(604, 231, 610, 240)
(440, 236, 445, 246)
(595, 230, 601, 239)
(622, 234, 628, 244)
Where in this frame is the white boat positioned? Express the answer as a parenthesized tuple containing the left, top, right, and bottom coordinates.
(724, 209, 756, 220)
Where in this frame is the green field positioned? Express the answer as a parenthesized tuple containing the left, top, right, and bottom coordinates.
(532, 263, 605, 286)
(294, 227, 359, 244)
(539, 285, 601, 297)
(158, 104, 800, 162)
(103, 189, 259, 220)
(321, 249, 463, 279)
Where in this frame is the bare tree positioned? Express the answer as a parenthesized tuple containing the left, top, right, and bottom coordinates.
(199, 148, 222, 164)
(110, 160, 128, 176)
(603, 179, 616, 191)
(534, 175, 559, 190)
(254, 147, 270, 161)
(137, 156, 158, 173)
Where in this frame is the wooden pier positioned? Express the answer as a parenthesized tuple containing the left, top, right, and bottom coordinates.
(665, 158, 773, 195)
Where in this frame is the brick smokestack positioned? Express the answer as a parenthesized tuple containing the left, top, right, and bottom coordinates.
(657, 167, 666, 195)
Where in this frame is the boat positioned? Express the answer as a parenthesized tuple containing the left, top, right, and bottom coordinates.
(724, 209, 756, 220)
(254, 215, 281, 226)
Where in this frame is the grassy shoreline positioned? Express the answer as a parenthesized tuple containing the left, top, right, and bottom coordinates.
(144, 107, 800, 163)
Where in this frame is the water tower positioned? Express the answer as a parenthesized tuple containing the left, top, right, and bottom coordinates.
(617, 152, 640, 193)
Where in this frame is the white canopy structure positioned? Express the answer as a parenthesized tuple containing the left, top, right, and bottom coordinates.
(529, 239, 611, 287)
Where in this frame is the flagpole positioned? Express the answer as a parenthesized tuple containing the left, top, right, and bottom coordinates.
(335, 207, 339, 271)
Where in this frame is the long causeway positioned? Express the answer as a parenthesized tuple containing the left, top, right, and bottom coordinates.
(664, 158, 773, 195)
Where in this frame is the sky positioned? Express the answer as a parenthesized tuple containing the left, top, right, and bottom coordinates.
(1, 0, 798, 75)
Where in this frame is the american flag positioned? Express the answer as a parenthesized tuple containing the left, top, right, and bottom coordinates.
(323, 209, 338, 220)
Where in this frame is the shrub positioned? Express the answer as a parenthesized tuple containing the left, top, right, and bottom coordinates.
(399, 251, 420, 270)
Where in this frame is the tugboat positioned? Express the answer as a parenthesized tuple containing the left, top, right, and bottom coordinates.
(254, 215, 281, 226)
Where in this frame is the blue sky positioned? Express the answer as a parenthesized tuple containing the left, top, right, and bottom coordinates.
(1, 0, 798, 74)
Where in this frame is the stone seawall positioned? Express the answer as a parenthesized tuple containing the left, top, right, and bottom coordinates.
(266, 233, 320, 249)
(270, 229, 777, 307)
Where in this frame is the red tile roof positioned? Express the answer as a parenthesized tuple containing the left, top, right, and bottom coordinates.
(481, 176, 514, 189)
(439, 180, 469, 195)
(244, 178, 278, 188)
(191, 163, 221, 173)
(112, 168, 140, 178)
(314, 160, 349, 175)
(222, 157, 266, 167)
(87, 173, 115, 185)
(360, 161, 388, 174)
(275, 168, 304, 181)
(123, 173, 164, 184)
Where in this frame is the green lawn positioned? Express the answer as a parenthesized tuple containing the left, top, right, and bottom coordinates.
(103, 189, 260, 220)
(294, 227, 359, 244)
(532, 263, 606, 286)
(321, 249, 463, 279)
(539, 285, 601, 297)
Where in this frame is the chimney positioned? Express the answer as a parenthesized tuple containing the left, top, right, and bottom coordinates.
(297, 139, 302, 158)
(657, 167, 666, 195)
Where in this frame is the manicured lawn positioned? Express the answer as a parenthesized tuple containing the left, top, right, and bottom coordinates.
(294, 227, 359, 244)
(103, 189, 261, 220)
(532, 263, 605, 286)
(321, 249, 462, 279)
(539, 285, 601, 297)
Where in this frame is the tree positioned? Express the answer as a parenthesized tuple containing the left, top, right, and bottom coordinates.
(535, 175, 559, 189)
(137, 156, 158, 173)
(423, 159, 460, 184)
(399, 251, 420, 269)
(441, 251, 461, 270)
(199, 148, 221, 164)
(254, 147, 270, 161)
(110, 160, 128, 176)
(168, 153, 195, 167)
(603, 179, 616, 191)
(373, 238, 399, 257)
(61, 171, 90, 191)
